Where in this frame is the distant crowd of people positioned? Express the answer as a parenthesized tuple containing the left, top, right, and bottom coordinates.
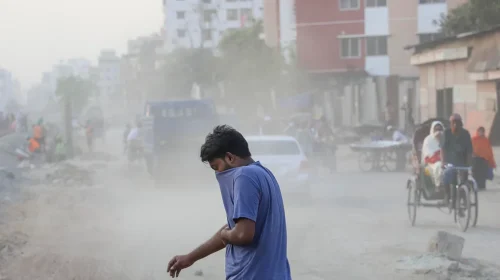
(0, 112, 28, 134)
(284, 116, 337, 172)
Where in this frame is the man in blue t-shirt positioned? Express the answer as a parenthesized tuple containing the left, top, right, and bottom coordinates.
(167, 125, 291, 280)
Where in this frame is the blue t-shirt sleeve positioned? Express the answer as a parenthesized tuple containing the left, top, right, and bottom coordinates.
(232, 174, 261, 223)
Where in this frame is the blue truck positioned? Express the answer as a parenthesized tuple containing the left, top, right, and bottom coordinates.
(141, 99, 219, 182)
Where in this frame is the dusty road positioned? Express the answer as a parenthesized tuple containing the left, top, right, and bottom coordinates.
(1, 136, 500, 279)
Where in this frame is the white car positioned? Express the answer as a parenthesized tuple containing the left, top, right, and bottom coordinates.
(245, 135, 310, 191)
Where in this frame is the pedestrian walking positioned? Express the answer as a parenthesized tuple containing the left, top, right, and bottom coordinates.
(167, 125, 291, 279)
(472, 126, 496, 190)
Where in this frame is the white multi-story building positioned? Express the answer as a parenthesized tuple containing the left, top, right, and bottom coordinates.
(27, 58, 92, 111)
(163, 0, 264, 51)
(97, 50, 121, 101)
(0, 68, 20, 112)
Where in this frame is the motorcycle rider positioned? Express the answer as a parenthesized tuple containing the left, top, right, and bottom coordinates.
(123, 123, 131, 154)
(127, 120, 143, 161)
(314, 116, 337, 172)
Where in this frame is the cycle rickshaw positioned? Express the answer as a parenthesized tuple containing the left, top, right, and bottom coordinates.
(406, 118, 479, 232)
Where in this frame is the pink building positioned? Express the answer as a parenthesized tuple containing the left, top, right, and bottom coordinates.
(292, 0, 466, 77)
(263, 0, 469, 127)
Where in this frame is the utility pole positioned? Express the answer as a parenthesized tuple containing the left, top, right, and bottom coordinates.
(64, 87, 74, 158)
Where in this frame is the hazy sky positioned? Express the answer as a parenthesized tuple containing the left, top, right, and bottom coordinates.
(0, 0, 163, 88)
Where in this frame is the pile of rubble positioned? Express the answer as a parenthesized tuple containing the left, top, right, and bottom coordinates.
(26, 162, 94, 187)
(45, 163, 93, 187)
(397, 231, 500, 279)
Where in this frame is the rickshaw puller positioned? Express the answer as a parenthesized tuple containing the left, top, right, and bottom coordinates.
(441, 114, 473, 209)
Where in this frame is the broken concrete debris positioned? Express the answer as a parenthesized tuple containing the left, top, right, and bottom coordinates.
(396, 231, 500, 279)
(427, 231, 465, 261)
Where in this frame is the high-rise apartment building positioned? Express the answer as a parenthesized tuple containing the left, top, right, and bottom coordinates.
(163, 0, 264, 52)
(97, 50, 121, 100)
(0, 68, 20, 111)
(263, 0, 297, 62)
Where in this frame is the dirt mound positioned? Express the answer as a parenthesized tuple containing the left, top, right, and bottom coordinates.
(1, 253, 134, 280)
(78, 151, 117, 162)
(0, 231, 28, 266)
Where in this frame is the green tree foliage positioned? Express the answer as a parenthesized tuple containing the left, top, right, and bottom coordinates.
(55, 76, 95, 115)
(439, 0, 500, 36)
(162, 48, 220, 98)
(218, 21, 284, 106)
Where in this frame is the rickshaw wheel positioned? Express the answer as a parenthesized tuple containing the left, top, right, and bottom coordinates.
(358, 152, 373, 172)
(407, 179, 418, 226)
(455, 184, 471, 232)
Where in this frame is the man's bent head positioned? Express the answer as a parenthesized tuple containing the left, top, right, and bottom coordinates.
(200, 125, 252, 172)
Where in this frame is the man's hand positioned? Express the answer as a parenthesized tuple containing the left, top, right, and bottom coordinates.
(167, 254, 194, 278)
(167, 224, 228, 277)
(220, 225, 230, 246)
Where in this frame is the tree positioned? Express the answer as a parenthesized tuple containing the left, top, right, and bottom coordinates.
(162, 1, 221, 99)
(438, 0, 500, 36)
(218, 20, 284, 111)
(162, 48, 220, 99)
(55, 76, 95, 158)
(55, 76, 95, 116)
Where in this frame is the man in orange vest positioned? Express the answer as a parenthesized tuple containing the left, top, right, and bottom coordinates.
(27, 137, 41, 153)
(32, 119, 45, 151)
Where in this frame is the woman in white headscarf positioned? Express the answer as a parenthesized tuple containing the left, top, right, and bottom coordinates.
(421, 121, 445, 186)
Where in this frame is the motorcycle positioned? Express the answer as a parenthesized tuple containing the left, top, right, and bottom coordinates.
(127, 140, 144, 164)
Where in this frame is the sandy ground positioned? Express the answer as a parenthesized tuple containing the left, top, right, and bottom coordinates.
(1, 133, 500, 279)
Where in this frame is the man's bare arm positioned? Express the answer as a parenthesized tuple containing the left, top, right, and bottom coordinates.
(186, 225, 227, 263)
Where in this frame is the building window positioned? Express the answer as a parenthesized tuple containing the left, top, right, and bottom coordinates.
(177, 29, 186, 38)
(227, 9, 238, 21)
(366, 36, 388, 56)
(204, 10, 216, 22)
(240, 8, 253, 20)
(202, 29, 212, 41)
(339, 0, 360, 10)
(202, 0, 211, 3)
(340, 38, 361, 58)
(366, 0, 386, 7)
(176, 11, 185, 19)
(419, 0, 445, 3)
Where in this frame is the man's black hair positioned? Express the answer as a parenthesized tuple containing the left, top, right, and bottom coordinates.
(200, 125, 251, 162)
(478, 126, 485, 132)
